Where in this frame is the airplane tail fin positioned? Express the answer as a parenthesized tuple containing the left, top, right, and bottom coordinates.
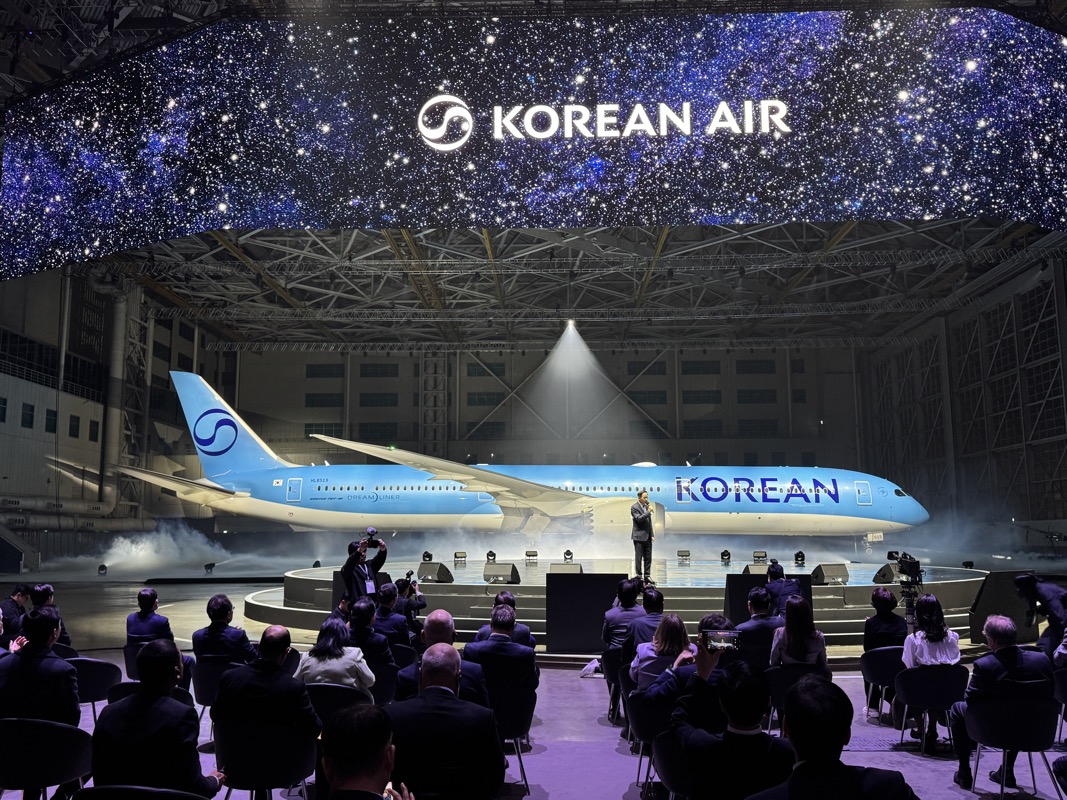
(170, 372, 290, 478)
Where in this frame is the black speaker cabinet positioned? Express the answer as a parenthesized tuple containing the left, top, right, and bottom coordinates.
(743, 564, 769, 576)
(549, 563, 584, 574)
(811, 563, 850, 585)
(873, 563, 900, 584)
(483, 563, 521, 584)
(417, 562, 454, 583)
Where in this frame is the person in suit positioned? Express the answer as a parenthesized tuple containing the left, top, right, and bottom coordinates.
(863, 586, 908, 651)
(385, 643, 505, 799)
(765, 560, 802, 617)
(463, 604, 540, 695)
(127, 587, 195, 689)
(373, 583, 413, 648)
(396, 609, 489, 706)
(191, 593, 258, 664)
(473, 590, 537, 648)
(350, 597, 396, 669)
(327, 595, 352, 626)
(603, 578, 646, 649)
(0, 605, 79, 725)
(949, 614, 1055, 790)
(631, 489, 655, 584)
(748, 675, 917, 800)
(93, 639, 225, 796)
(23, 582, 73, 648)
(394, 577, 426, 641)
(620, 586, 664, 667)
(212, 625, 321, 736)
(1015, 572, 1067, 660)
(0, 582, 31, 649)
(340, 528, 389, 605)
(736, 586, 785, 672)
(671, 658, 795, 800)
(321, 704, 413, 800)
(648, 613, 732, 729)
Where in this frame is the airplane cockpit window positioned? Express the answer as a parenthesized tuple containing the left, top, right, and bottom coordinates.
(894, 488, 909, 497)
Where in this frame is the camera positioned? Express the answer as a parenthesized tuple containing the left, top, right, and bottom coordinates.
(699, 629, 741, 652)
(363, 534, 381, 548)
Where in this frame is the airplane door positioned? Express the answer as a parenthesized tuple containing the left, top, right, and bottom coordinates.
(855, 480, 872, 506)
(286, 479, 302, 503)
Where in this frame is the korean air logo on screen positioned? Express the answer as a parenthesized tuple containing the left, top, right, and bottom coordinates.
(193, 408, 239, 456)
(417, 95, 474, 151)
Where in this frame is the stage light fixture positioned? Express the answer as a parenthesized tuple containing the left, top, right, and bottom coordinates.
(422, 551, 433, 562)
(794, 550, 805, 566)
(677, 549, 691, 565)
(486, 550, 497, 563)
(204, 562, 215, 575)
(720, 549, 731, 564)
(886, 550, 900, 561)
(312, 560, 321, 568)
(454, 551, 467, 564)
(525, 550, 538, 563)
(962, 560, 975, 569)
(752, 550, 768, 564)
(563, 550, 574, 563)
(97, 564, 107, 576)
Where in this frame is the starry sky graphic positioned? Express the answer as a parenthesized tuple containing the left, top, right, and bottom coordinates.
(1, 8, 1066, 277)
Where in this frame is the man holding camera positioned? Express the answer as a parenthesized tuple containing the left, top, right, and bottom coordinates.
(341, 527, 389, 605)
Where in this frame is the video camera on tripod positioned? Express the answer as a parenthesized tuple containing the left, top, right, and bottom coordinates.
(887, 550, 924, 631)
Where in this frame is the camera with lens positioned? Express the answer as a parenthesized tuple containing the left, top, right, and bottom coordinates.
(699, 629, 741, 652)
(361, 526, 382, 549)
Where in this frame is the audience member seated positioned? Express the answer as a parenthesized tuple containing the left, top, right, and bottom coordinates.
(0, 605, 79, 724)
(396, 609, 489, 706)
(191, 593, 258, 664)
(672, 659, 795, 800)
(394, 577, 427, 641)
(648, 614, 734, 733)
(127, 587, 195, 689)
(749, 675, 917, 800)
(295, 616, 376, 701)
(631, 613, 697, 692)
(1015, 572, 1067, 660)
(350, 597, 396, 669)
(0, 616, 24, 654)
(373, 583, 414, 648)
(621, 586, 665, 667)
(385, 643, 505, 799)
(0, 582, 31, 649)
(899, 593, 960, 746)
(328, 595, 352, 626)
(769, 596, 826, 670)
(863, 587, 908, 651)
(321, 704, 413, 800)
(603, 578, 646, 650)
(736, 587, 784, 672)
(463, 604, 540, 697)
(23, 582, 73, 647)
(949, 614, 1054, 790)
(474, 590, 537, 648)
(212, 625, 321, 737)
(93, 639, 225, 796)
(765, 560, 802, 617)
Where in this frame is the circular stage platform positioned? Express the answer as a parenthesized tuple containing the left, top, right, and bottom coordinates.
(243, 557, 992, 655)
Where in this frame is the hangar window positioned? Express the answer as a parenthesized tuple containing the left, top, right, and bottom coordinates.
(305, 423, 343, 437)
(626, 390, 667, 405)
(360, 363, 399, 378)
(69, 415, 80, 438)
(358, 422, 398, 442)
(682, 360, 720, 375)
(307, 363, 345, 379)
(683, 420, 723, 438)
(683, 389, 721, 404)
(45, 409, 57, 434)
(359, 393, 398, 408)
(467, 421, 505, 439)
(739, 419, 779, 436)
(20, 403, 34, 429)
(306, 393, 344, 408)
(467, 362, 505, 378)
(736, 359, 776, 375)
(0, 397, 5, 423)
(792, 389, 807, 404)
(467, 392, 506, 407)
(628, 360, 667, 376)
(737, 389, 777, 404)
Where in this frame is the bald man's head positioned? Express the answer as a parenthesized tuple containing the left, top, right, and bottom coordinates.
(260, 625, 291, 662)
(421, 609, 456, 647)
(420, 643, 461, 691)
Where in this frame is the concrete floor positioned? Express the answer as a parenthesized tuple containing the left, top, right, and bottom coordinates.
(14, 578, 1060, 799)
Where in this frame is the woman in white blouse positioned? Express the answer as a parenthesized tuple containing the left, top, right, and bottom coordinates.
(901, 593, 960, 747)
(294, 616, 376, 700)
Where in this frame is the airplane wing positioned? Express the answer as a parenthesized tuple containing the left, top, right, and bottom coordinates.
(311, 434, 595, 514)
(117, 466, 251, 506)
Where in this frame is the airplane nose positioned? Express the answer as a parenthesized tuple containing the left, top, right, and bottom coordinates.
(912, 501, 930, 526)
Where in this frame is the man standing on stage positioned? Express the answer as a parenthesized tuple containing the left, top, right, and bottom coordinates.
(631, 490, 655, 586)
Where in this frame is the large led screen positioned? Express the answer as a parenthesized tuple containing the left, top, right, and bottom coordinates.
(2, 9, 1066, 277)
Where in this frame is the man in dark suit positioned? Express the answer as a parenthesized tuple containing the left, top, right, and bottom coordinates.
(0, 582, 31, 649)
(340, 528, 389, 605)
(385, 644, 505, 799)
(0, 605, 79, 725)
(949, 614, 1055, 789)
(473, 590, 536, 648)
(394, 577, 426, 641)
(648, 613, 732, 723)
(191, 593, 258, 664)
(631, 489, 655, 584)
(373, 583, 413, 648)
(463, 604, 539, 694)
(671, 658, 794, 799)
(765, 560, 802, 617)
(396, 609, 489, 705)
(212, 625, 321, 736)
(350, 597, 396, 668)
(748, 676, 916, 800)
(24, 582, 73, 648)
(603, 578, 646, 649)
(127, 587, 194, 689)
(93, 639, 225, 796)
(322, 704, 413, 800)
(620, 587, 664, 667)
(736, 586, 784, 671)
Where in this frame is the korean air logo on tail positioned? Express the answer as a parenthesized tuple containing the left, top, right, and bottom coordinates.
(193, 408, 239, 456)
(418, 95, 474, 151)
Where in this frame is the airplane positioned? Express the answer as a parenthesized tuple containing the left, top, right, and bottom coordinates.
(119, 372, 931, 538)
